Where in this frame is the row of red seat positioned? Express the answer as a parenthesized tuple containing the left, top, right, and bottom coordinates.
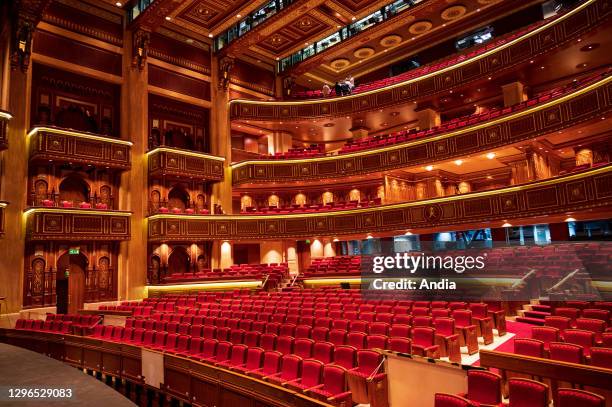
(160, 263, 288, 284)
(435, 372, 606, 407)
(269, 145, 325, 160)
(338, 70, 607, 154)
(293, 15, 554, 99)
(241, 198, 381, 215)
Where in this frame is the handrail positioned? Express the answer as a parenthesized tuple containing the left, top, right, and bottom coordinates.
(547, 268, 581, 293)
(290, 273, 299, 287)
(510, 269, 536, 290)
(262, 274, 270, 289)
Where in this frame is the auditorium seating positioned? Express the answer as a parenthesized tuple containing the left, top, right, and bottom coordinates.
(241, 198, 381, 215)
(303, 256, 362, 277)
(158, 263, 288, 284)
(337, 70, 608, 155)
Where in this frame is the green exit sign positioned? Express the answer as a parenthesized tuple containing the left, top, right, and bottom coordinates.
(69, 248, 80, 255)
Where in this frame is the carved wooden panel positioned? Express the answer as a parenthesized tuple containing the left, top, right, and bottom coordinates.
(149, 165, 612, 240)
(148, 148, 224, 181)
(230, 0, 604, 121)
(26, 209, 131, 241)
(0, 205, 5, 237)
(29, 128, 131, 170)
(0, 111, 9, 150)
(232, 78, 611, 184)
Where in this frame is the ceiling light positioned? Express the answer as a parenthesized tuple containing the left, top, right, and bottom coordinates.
(486, 175, 493, 179)
(115, 1, 122, 6)
(502, 222, 512, 227)
(486, 152, 496, 159)
(454, 159, 463, 166)
(405, 231, 413, 235)
(351, 16, 356, 21)
(425, 165, 434, 171)
(565, 217, 576, 222)
(333, 238, 339, 242)
(366, 234, 373, 239)
(236, 14, 242, 18)
(165, 16, 171, 21)
(208, 33, 213, 38)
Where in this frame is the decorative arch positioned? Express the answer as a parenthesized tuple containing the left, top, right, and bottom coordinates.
(34, 179, 49, 204)
(59, 175, 90, 205)
(98, 256, 110, 290)
(168, 186, 189, 210)
(168, 246, 190, 275)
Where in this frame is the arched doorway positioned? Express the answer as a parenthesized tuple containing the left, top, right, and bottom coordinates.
(168, 247, 190, 276)
(56, 251, 88, 314)
(59, 176, 90, 206)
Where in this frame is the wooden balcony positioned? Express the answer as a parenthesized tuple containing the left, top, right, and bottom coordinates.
(0, 110, 11, 150)
(25, 208, 131, 241)
(230, 0, 606, 122)
(28, 126, 132, 170)
(148, 147, 225, 181)
(148, 164, 612, 241)
(232, 76, 612, 185)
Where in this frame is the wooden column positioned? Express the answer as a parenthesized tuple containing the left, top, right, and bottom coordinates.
(501, 81, 527, 107)
(415, 108, 440, 130)
(268, 131, 293, 154)
(118, 29, 148, 302)
(210, 55, 233, 214)
(0, 60, 31, 313)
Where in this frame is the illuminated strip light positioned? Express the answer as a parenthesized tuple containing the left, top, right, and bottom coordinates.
(303, 278, 362, 285)
(0, 202, 7, 208)
(0, 111, 12, 120)
(231, 0, 595, 106)
(146, 280, 262, 291)
(149, 164, 612, 221)
(27, 126, 133, 146)
(23, 207, 133, 216)
(147, 147, 225, 162)
(232, 75, 612, 169)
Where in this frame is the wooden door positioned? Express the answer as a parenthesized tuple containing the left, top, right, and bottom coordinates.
(68, 262, 85, 314)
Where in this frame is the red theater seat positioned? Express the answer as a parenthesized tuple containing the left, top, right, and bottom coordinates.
(434, 393, 476, 407)
(557, 388, 605, 407)
(507, 378, 549, 407)
(306, 365, 352, 406)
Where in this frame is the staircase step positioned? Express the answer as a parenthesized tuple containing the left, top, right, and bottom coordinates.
(531, 304, 552, 312)
(516, 316, 546, 326)
(523, 310, 551, 319)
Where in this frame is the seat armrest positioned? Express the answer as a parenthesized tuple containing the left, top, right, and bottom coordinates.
(303, 384, 324, 393)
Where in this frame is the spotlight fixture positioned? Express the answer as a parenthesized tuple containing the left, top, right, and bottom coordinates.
(115, 1, 122, 6)
(425, 165, 434, 171)
(502, 222, 512, 227)
(565, 217, 576, 222)
(486, 152, 496, 159)
(454, 159, 463, 166)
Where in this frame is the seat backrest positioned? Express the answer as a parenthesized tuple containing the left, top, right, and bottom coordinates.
(548, 342, 583, 364)
(590, 347, 612, 368)
(514, 338, 545, 358)
(329, 329, 347, 346)
(276, 335, 294, 354)
(279, 354, 302, 381)
(321, 365, 347, 395)
(294, 338, 314, 359)
(582, 309, 610, 322)
(508, 378, 549, 407)
(563, 329, 595, 352)
(366, 334, 388, 350)
(434, 317, 455, 336)
(467, 370, 502, 405)
(576, 318, 606, 334)
(300, 359, 323, 387)
(412, 327, 435, 346)
(347, 332, 366, 349)
(557, 388, 605, 407)
(312, 341, 334, 364)
(334, 345, 356, 369)
(356, 349, 382, 372)
(531, 326, 560, 346)
(244, 347, 264, 369)
(388, 337, 411, 354)
(215, 341, 232, 361)
(261, 351, 282, 375)
(545, 316, 571, 330)
(434, 393, 475, 407)
(260, 333, 277, 351)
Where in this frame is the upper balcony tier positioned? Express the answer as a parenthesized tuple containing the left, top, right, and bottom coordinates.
(230, 0, 608, 122)
(232, 72, 612, 185)
(28, 126, 132, 170)
(24, 207, 131, 241)
(148, 147, 225, 181)
(0, 110, 11, 150)
(148, 164, 612, 241)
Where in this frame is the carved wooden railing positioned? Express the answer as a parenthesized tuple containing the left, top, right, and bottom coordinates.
(0, 329, 332, 407)
(232, 75, 612, 185)
(28, 126, 132, 170)
(149, 164, 612, 241)
(0, 109, 11, 150)
(25, 208, 131, 241)
(229, 0, 608, 122)
(148, 147, 225, 181)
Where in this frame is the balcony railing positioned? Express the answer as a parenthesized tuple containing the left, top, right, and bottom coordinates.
(28, 126, 132, 170)
(25, 207, 131, 241)
(147, 147, 225, 181)
(30, 194, 115, 211)
(0, 109, 11, 150)
(148, 165, 612, 241)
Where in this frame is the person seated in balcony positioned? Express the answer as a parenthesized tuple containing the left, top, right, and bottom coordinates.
(322, 83, 331, 97)
(346, 75, 355, 93)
